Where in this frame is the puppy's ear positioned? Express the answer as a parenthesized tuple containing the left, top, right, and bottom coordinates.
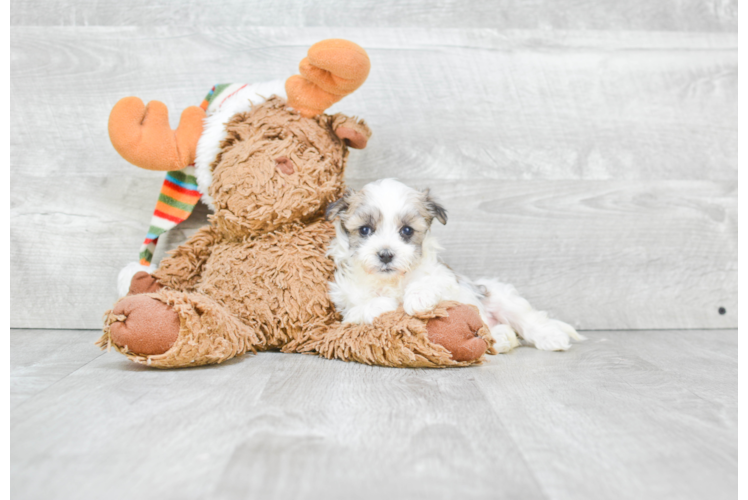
(422, 189, 448, 225)
(325, 189, 352, 221)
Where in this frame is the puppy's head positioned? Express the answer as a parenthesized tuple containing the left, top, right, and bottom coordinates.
(326, 179, 447, 276)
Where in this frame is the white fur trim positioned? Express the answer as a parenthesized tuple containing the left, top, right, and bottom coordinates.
(195, 80, 287, 210)
(117, 262, 156, 297)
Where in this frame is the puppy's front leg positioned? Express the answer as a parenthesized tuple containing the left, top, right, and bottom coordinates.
(343, 296, 400, 324)
(403, 281, 443, 316)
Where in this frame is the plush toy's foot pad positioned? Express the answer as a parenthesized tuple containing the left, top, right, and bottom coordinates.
(109, 295, 179, 355)
(426, 304, 489, 362)
(128, 271, 163, 295)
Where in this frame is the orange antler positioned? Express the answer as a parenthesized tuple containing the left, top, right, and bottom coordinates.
(286, 39, 371, 117)
(108, 97, 205, 171)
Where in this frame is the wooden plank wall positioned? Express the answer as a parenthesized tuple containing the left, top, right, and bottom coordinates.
(10, 2, 737, 330)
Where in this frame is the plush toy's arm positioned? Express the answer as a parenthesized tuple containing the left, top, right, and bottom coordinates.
(151, 225, 222, 292)
(286, 302, 496, 368)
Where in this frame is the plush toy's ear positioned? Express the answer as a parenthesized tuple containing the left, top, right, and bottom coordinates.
(422, 189, 448, 225)
(331, 114, 372, 149)
(325, 189, 353, 221)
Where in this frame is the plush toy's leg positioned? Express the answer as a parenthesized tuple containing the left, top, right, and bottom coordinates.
(288, 302, 496, 368)
(108, 294, 180, 355)
(117, 225, 219, 298)
(99, 289, 264, 368)
(121, 225, 220, 297)
(425, 303, 494, 361)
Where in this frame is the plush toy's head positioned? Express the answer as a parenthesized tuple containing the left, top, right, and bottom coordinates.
(107, 39, 372, 263)
(208, 97, 371, 236)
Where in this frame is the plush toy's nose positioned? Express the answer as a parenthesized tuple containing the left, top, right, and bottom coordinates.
(275, 156, 295, 175)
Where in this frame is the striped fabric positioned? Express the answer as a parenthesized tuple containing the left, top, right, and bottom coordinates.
(201, 83, 249, 113)
(137, 83, 253, 265)
(138, 168, 201, 265)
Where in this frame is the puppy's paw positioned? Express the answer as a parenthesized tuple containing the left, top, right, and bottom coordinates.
(533, 334, 572, 351)
(525, 320, 579, 351)
(403, 289, 442, 315)
(491, 324, 520, 354)
(344, 297, 399, 324)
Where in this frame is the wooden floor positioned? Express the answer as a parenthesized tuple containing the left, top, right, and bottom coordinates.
(10, 328, 737, 500)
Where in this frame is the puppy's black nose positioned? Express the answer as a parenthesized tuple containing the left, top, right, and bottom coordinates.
(378, 250, 394, 264)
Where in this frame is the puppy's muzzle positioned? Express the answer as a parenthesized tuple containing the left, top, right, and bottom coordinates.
(377, 250, 394, 264)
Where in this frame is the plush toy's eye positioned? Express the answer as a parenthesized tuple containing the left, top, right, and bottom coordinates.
(400, 226, 414, 239)
(359, 226, 373, 237)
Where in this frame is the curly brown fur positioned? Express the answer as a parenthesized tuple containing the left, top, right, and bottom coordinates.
(209, 97, 348, 236)
(102, 289, 263, 368)
(289, 302, 495, 368)
(100, 97, 494, 368)
(153, 226, 221, 291)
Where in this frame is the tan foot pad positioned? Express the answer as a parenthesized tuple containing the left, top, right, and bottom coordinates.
(110, 295, 179, 355)
(426, 304, 489, 362)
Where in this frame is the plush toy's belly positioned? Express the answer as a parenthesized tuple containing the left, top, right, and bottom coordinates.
(197, 221, 337, 348)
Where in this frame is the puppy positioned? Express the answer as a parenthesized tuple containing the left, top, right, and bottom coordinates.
(325, 179, 581, 352)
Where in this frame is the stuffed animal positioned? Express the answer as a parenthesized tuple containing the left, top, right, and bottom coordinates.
(97, 39, 496, 368)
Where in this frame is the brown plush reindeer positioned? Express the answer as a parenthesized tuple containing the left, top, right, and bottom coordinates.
(99, 39, 495, 368)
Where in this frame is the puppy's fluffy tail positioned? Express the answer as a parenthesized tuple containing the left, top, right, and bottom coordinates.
(473, 278, 583, 342)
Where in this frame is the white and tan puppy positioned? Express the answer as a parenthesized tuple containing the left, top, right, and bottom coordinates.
(325, 179, 581, 352)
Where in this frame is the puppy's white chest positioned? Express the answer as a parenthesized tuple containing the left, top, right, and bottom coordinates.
(367, 275, 406, 301)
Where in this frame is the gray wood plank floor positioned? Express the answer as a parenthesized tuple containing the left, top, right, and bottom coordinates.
(10, 329, 737, 500)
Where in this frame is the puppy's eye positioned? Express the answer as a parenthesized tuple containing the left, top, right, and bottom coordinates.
(359, 226, 373, 237)
(400, 226, 414, 238)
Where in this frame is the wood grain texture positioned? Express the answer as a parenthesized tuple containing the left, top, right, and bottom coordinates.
(417, 179, 738, 331)
(9, 27, 737, 329)
(730, 182, 748, 324)
(11, 28, 737, 180)
(10, 0, 738, 32)
(475, 329, 737, 500)
(10, 329, 103, 410)
(10, 329, 737, 500)
(10, 176, 736, 330)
